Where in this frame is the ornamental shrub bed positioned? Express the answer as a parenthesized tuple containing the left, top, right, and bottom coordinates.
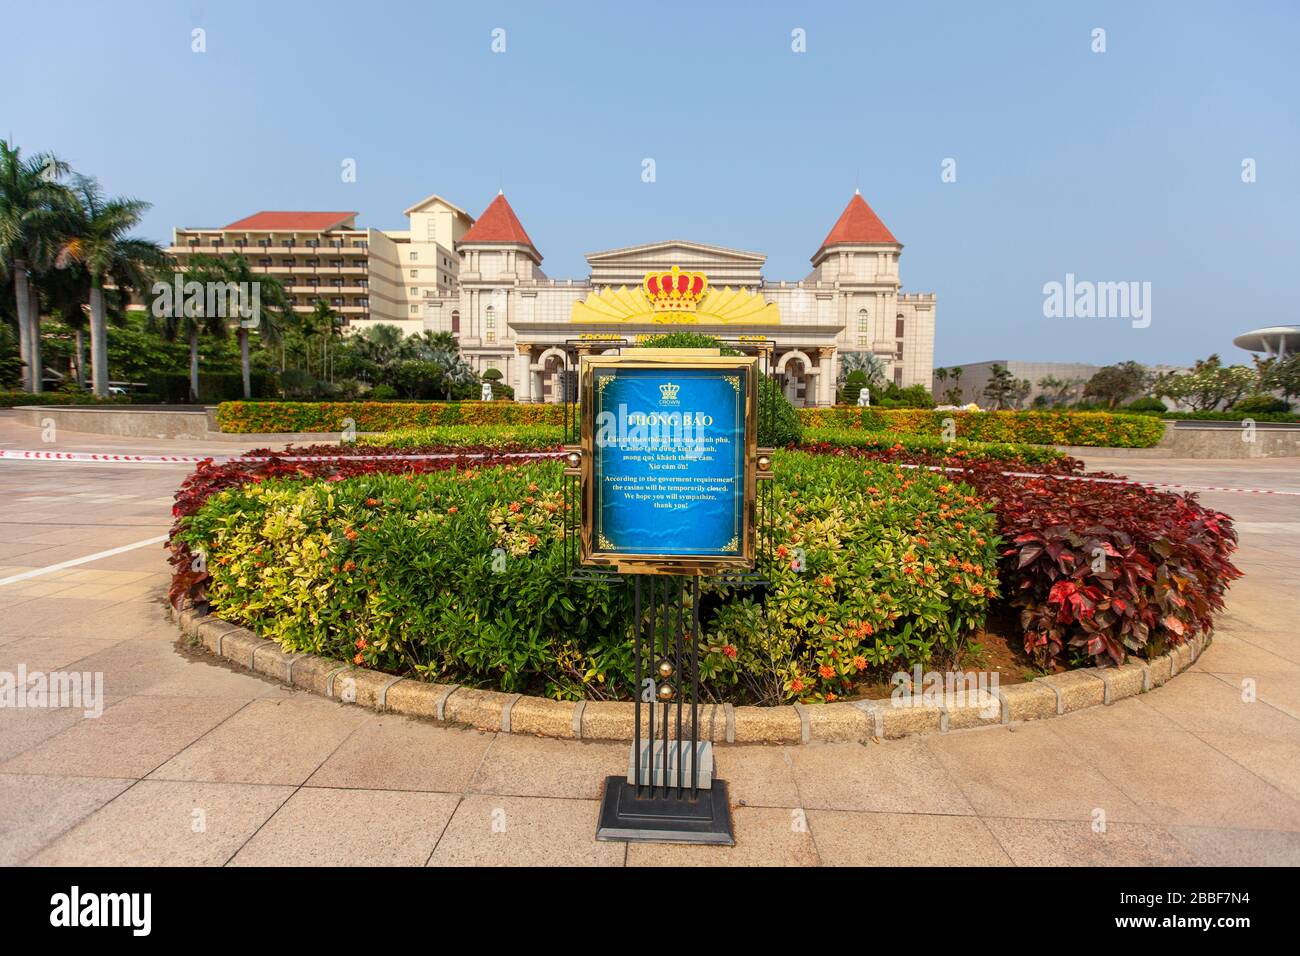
(216, 400, 565, 433)
(815, 444, 1241, 668)
(798, 407, 1166, 448)
(358, 424, 566, 450)
(803, 428, 1070, 467)
(168, 440, 1240, 702)
(171, 449, 1000, 702)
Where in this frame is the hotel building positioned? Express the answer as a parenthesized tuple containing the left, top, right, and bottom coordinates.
(168, 191, 935, 406)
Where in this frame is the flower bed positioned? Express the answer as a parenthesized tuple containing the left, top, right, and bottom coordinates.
(815, 444, 1241, 667)
(798, 407, 1166, 448)
(215, 400, 565, 433)
(171, 449, 1000, 702)
(169, 440, 1240, 703)
(803, 428, 1070, 466)
(357, 424, 565, 449)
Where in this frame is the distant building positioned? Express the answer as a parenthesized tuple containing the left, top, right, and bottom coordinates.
(932, 360, 1100, 407)
(169, 190, 936, 405)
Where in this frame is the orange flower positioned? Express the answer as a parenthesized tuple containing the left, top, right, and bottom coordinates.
(343, 560, 356, 572)
(509, 502, 521, 513)
(722, 645, 737, 659)
(818, 664, 835, 679)
(355, 637, 367, 649)
(820, 574, 834, 588)
(365, 497, 379, 506)
(344, 528, 358, 541)
(791, 677, 804, 693)
(853, 655, 867, 671)
(353, 652, 364, 665)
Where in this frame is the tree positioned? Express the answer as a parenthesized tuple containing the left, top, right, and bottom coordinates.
(943, 365, 964, 405)
(1158, 354, 1256, 411)
(1257, 354, 1300, 408)
(0, 140, 69, 392)
(218, 252, 290, 399)
(839, 350, 886, 391)
(981, 363, 1018, 410)
(55, 176, 164, 396)
(1083, 361, 1148, 409)
(1037, 374, 1084, 408)
(152, 253, 228, 401)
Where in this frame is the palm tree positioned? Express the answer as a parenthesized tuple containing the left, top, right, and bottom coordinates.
(153, 253, 228, 402)
(302, 299, 342, 382)
(0, 140, 69, 392)
(55, 176, 164, 396)
(217, 252, 289, 398)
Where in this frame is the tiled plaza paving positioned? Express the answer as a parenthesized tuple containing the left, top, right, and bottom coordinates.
(2, 410, 1299, 866)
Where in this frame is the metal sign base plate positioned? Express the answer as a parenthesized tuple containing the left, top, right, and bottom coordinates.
(595, 776, 735, 845)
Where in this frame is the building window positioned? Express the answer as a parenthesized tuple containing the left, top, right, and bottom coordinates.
(358, 297, 369, 307)
(857, 309, 869, 345)
(895, 341, 904, 360)
(234, 239, 246, 248)
(258, 239, 270, 248)
(410, 287, 418, 296)
(258, 258, 271, 267)
(307, 239, 319, 248)
(484, 306, 496, 344)
(410, 305, 419, 314)
(896, 314, 905, 338)
(894, 366, 903, 386)
(410, 270, 418, 278)
(332, 298, 343, 307)
(410, 252, 418, 261)
(451, 310, 460, 334)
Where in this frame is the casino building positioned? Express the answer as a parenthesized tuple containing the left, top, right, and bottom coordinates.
(168, 191, 935, 406)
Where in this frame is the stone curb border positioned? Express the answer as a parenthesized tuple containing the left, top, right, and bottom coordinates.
(173, 606, 1210, 744)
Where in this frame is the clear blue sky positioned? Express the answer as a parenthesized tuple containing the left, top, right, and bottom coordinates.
(4, 0, 1297, 365)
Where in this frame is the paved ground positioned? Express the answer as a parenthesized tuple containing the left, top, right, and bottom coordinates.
(2, 411, 1299, 866)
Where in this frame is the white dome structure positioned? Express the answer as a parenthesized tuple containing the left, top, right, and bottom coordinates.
(1233, 326, 1300, 358)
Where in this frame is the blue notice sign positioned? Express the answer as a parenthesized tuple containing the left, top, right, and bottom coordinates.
(591, 366, 747, 560)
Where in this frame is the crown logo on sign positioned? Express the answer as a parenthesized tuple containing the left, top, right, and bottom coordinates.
(659, 382, 680, 403)
(644, 265, 708, 313)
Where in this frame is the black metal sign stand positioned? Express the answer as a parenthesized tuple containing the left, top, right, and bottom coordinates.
(558, 337, 776, 846)
(595, 575, 733, 844)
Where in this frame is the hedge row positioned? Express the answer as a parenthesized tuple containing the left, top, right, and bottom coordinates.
(798, 407, 1166, 448)
(0, 392, 134, 408)
(803, 427, 1068, 466)
(216, 400, 565, 433)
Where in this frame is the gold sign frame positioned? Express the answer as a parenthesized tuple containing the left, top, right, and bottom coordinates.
(564, 348, 765, 576)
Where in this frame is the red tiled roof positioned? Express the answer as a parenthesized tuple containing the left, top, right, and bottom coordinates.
(459, 193, 539, 254)
(221, 211, 358, 231)
(817, 192, 897, 251)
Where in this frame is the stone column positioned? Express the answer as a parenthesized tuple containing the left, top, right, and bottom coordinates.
(515, 343, 533, 402)
(818, 347, 837, 406)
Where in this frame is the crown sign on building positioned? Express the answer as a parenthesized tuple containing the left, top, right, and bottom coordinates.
(644, 266, 708, 313)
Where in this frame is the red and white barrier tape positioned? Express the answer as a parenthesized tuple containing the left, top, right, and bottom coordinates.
(3, 447, 1296, 497)
(0, 448, 565, 465)
(892, 462, 1300, 497)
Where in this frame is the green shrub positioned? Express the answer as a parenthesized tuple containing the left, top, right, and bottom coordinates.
(177, 462, 635, 699)
(369, 384, 398, 400)
(1231, 394, 1290, 415)
(216, 400, 566, 433)
(703, 451, 1000, 703)
(1124, 396, 1168, 414)
(802, 427, 1068, 465)
(797, 408, 1165, 447)
(360, 424, 564, 449)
